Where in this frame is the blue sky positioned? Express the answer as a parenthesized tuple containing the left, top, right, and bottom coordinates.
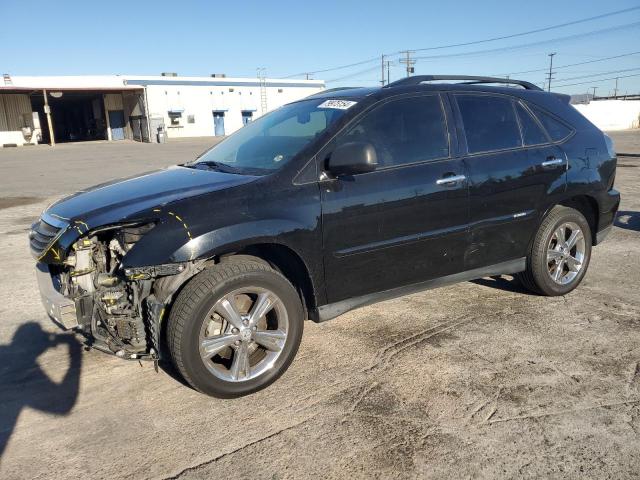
(1, 0, 639, 95)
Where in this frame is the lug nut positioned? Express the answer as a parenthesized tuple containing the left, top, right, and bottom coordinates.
(242, 319, 249, 326)
(232, 328, 239, 334)
(252, 326, 257, 331)
(234, 340, 240, 346)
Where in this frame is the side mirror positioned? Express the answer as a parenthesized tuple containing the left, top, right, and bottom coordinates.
(327, 141, 378, 176)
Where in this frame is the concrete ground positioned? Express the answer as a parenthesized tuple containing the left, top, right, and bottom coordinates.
(0, 132, 639, 479)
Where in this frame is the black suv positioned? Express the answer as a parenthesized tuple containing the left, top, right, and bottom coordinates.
(31, 75, 620, 397)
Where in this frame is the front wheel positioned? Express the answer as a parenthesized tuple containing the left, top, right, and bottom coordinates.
(517, 206, 592, 296)
(167, 257, 304, 398)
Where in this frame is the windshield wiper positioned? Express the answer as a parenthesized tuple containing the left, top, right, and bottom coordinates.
(188, 160, 236, 172)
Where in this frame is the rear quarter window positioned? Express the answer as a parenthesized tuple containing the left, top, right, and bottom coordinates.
(456, 95, 522, 154)
(527, 104, 574, 142)
(515, 102, 548, 146)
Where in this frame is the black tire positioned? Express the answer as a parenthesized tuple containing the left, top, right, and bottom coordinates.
(167, 257, 304, 398)
(517, 206, 592, 296)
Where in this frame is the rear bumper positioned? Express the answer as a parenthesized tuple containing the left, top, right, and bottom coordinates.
(594, 188, 620, 246)
(35, 262, 79, 330)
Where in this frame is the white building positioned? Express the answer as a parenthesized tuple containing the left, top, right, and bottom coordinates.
(0, 74, 325, 147)
(572, 98, 640, 131)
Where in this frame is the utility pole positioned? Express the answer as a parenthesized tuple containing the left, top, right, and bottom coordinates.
(614, 77, 619, 97)
(591, 86, 598, 99)
(546, 52, 556, 92)
(399, 51, 416, 77)
(380, 54, 385, 86)
(386, 60, 391, 85)
(42, 89, 55, 146)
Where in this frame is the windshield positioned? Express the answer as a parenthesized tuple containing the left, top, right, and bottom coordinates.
(192, 98, 355, 175)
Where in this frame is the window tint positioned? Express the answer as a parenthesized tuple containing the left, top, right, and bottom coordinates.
(266, 110, 330, 137)
(528, 105, 573, 142)
(457, 95, 521, 153)
(336, 95, 448, 168)
(515, 102, 548, 145)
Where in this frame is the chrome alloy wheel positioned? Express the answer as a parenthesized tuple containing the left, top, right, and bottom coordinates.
(198, 287, 289, 382)
(546, 221, 586, 285)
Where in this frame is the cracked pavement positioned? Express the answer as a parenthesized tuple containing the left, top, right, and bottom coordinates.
(1, 132, 639, 479)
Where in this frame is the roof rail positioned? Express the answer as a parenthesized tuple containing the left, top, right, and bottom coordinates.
(384, 75, 542, 91)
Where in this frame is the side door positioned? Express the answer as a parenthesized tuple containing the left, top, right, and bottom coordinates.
(320, 93, 470, 304)
(108, 110, 126, 140)
(453, 94, 567, 270)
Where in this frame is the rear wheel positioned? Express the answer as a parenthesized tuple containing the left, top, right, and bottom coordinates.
(167, 257, 303, 398)
(517, 206, 592, 296)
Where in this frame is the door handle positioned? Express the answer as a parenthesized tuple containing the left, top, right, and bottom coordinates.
(436, 174, 466, 186)
(541, 157, 564, 167)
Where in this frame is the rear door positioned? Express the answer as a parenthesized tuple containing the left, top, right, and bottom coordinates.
(453, 93, 568, 269)
(320, 94, 470, 303)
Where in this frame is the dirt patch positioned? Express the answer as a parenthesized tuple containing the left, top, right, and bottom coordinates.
(0, 197, 42, 210)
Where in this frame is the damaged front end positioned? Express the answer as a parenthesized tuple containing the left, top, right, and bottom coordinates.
(33, 217, 205, 360)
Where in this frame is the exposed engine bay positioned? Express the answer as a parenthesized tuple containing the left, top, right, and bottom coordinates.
(51, 223, 204, 360)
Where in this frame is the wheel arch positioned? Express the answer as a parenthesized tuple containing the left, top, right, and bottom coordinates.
(556, 195, 599, 245)
(219, 243, 318, 319)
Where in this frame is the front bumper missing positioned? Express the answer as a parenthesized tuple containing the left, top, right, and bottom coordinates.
(36, 262, 79, 330)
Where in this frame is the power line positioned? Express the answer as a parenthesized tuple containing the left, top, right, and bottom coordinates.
(412, 21, 640, 61)
(407, 6, 640, 53)
(504, 51, 640, 76)
(552, 72, 640, 89)
(326, 65, 381, 83)
(281, 7, 640, 79)
(283, 56, 380, 79)
(553, 67, 640, 83)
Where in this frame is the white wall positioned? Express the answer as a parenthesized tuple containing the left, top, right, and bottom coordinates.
(144, 81, 324, 139)
(573, 100, 640, 131)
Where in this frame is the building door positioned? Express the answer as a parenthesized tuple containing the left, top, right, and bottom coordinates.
(213, 112, 225, 136)
(109, 110, 126, 140)
(129, 116, 149, 142)
(241, 111, 253, 125)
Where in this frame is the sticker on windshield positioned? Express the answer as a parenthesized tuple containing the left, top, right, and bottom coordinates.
(317, 99, 357, 110)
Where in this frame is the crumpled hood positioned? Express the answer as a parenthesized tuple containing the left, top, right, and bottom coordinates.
(46, 165, 257, 227)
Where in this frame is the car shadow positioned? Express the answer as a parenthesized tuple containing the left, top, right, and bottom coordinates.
(615, 211, 640, 232)
(470, 275, 537, 295)
(0, 322, 82, 461)
(157, 359, 191, 388)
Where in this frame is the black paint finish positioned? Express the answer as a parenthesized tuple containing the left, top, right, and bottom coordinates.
(35, 81, 620, 318)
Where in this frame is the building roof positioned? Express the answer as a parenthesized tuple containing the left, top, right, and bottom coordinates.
(0, 74, 325, 92)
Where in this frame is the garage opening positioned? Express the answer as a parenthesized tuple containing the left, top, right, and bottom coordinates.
(31, 92, 108, 143)
(27, 90, 147, 145)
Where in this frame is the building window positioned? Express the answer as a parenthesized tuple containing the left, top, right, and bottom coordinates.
(229, 88, 234, 92)
(168, 111, 183, 126)
(241, 111, 253, 126)
(278, 89, 283, 93)
(187, 115, 195, 124)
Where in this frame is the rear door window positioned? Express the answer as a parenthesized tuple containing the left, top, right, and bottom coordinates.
(515, 102, 548, 146)
(335, 95, 449, 168)
(456, 95, 522, 154)
(528, 104, 573, 142)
